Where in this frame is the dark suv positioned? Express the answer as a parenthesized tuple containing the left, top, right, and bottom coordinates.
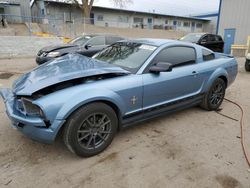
(180, 33, 224, 53)
(36, 34, 125, 65)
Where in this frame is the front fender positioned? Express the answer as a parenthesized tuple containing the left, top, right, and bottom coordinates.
(202, 67, 229, 93)
(34, 85, 126, 124)
(55, 88, 125, 120)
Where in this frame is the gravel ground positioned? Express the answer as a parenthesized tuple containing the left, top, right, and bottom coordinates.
(0, 57, 249, 188)
(0, 36, 63, 59)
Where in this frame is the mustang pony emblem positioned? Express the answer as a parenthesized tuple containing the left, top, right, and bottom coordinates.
(131, 96, 137, 105)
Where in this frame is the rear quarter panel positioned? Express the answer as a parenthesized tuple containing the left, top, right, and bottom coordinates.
(198, 54, 237, 93)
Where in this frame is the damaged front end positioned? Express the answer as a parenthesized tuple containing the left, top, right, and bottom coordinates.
(0, 53, 130, 144)
(0, 88, 61, 143)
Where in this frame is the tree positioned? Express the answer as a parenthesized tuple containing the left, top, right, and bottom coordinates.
(69, 0, 132, 22)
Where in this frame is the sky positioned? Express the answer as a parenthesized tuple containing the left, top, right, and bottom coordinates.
(93, 0, 220, 16)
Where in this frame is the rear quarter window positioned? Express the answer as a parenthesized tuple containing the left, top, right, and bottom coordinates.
(202, 49, 215, 61)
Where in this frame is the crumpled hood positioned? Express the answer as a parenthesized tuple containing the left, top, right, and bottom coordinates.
(13, 54, 130, 96)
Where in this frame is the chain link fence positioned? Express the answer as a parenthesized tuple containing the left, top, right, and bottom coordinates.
(0, 13, 189, 39)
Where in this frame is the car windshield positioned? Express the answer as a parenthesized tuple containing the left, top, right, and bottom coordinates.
(70, 36, 93, 45)
(180, 33, 204, 43)
(92, 42, 157, 73)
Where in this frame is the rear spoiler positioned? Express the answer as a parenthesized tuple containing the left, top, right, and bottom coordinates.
(215, 52, 234, 58)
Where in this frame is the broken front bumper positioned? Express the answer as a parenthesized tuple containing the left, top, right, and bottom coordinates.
(0, 88, 64, 144)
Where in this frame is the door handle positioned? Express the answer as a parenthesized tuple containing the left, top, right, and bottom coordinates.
(191, 71, 199, 77)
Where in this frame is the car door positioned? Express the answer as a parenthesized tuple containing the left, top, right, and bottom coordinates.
(142, 46, 204, 112)
(208, 34, 218, 52)
(83, 36, 107, 56)
(199, 35, 211, 49)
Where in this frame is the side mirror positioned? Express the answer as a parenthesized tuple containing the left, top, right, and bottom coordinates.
(85, 44, 92, 49)
(149, 62, 173, 73)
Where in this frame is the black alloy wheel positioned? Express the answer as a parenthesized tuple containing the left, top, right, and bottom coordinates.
(63, 103, 118, 157)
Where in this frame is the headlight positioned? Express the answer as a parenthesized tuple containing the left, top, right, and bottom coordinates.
(47, 51, 60, 58)
(21, 98, 45, 117)
(246, 53, 250, 59)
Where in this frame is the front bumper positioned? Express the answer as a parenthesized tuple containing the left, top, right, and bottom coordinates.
(0, 88, 64, 144)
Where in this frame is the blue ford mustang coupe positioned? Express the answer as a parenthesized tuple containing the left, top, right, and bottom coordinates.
(0, 39, 238, 157)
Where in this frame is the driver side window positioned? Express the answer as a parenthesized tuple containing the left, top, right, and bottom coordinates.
(152, 46, 196, 68)
(201, 35, 209, 42)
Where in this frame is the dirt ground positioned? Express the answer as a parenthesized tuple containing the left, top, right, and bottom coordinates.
(0, 57, 250, 188)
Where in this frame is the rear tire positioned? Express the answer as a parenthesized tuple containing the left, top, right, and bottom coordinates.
(245, 60, 250, 71)
(200, 78, 226, 111)
(63, 103, 118, 157)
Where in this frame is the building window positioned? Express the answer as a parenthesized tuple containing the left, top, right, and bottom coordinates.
(118, 16, 129, 23)
(165, 20, 168, 24)
(133, 17, 143, 24)
(183, 21, 190, 27)
(97, 15, 104, 21)
(196, 23, 203, 28)
(41, 9, 45, 16)
(177, 21, 182, 26)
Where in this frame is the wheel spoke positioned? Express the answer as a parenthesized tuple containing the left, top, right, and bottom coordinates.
(98, 130, 112, 134)
(93, 113, 96, 124)
(216, 85, 223, 93)
(98, 115, 107, 126)
(78, 129, 91, 134)
(100, 120, 111, 127)
(93, 136, 96, 149)
(211, 97, 216, 104)
(86, 118, 94, 127)
(86, 134, 94, 148)
(97, 133, 106, 143)
(78, 133, 91, 142)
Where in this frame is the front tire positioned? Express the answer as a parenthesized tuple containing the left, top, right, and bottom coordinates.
(200, 78, 226, 111)
(63, 103, 118, 157)
(245, 60, 250, 71)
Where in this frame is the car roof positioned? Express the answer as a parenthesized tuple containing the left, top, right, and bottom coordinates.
(120, 38, 197, 47)
(186, 33, 222, 37)
(83, 33, 124, 38)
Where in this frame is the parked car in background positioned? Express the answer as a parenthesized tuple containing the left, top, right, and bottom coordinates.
(36, 34, 125, 65)
(1, 39, 237, 157)
(180, 33, 224, 53)
(245, 53, 250, 71)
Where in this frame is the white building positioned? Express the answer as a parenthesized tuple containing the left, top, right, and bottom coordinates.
(0, 0, 31, 23)
(31, 0, 211, 33)
(192, 12, 219, 34)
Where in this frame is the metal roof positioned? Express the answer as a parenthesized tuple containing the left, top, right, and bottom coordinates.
(44, 0, 210, 22)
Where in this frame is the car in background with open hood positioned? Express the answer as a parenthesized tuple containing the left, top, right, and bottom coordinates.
(36, 34, 125, 65)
